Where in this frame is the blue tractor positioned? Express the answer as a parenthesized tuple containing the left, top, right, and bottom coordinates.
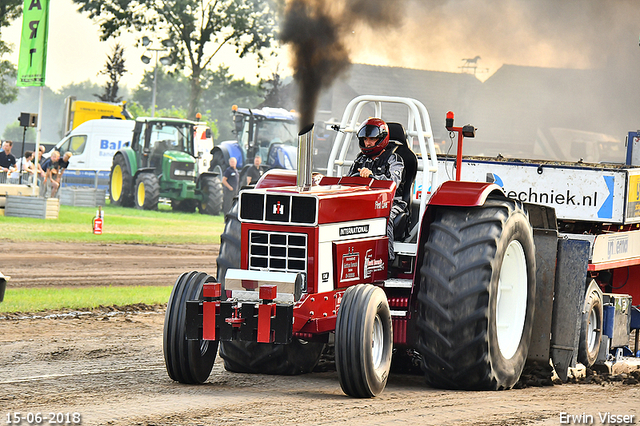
(208, 106, 299, 185)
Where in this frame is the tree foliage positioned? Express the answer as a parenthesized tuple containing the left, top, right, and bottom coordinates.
(0, 41, 17, 105)
(0, 0, 22, 30)
(0, 0, 21, 105)
(3, 121, 36, 144)
(132, 65, 263, 141)
(73, 0, 278, 118)
(96, 43, 127, 103)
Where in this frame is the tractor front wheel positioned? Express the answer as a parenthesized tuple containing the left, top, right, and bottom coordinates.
(417, 198, 536, 390)
(163, 271, 218, 384)
(109, 154, 133, 207)
(134, 173, 160, 210)
(335, 284, 393, 397)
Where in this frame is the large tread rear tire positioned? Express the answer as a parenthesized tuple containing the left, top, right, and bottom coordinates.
(199, 175, 223, 215)
(578, 281, 603, 367)
(335, 284, 393, 397)
(109, 154, 134, 207)
(163, 271, 218, 384)
(216, 199, 324, 374)
(134, 173, 160, 210)
(417, 198, 536, 390)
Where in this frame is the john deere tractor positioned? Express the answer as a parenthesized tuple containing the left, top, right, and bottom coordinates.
(109, 117, 222, 214)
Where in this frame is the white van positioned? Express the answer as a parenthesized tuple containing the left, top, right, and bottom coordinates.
(51, 119, 135, 189)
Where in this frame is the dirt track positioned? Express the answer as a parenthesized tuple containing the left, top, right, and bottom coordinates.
(0, 242, 639, 426)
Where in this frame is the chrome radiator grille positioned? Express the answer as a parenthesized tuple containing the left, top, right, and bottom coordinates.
(248, 231, 307, 274)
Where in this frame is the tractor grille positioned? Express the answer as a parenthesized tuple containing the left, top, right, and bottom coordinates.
(170, 162, 196, 181)
(248, 231, 307, 274)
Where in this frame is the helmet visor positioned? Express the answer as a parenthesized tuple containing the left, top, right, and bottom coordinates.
(357, 124, 383, 139)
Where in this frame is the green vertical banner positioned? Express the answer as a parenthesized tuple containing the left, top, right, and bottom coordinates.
(16, 0, 50, 87)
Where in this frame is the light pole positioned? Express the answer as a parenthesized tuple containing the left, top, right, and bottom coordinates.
(140, 37, 174, 117)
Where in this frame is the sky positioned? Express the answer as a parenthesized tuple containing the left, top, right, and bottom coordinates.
(3, 0, 640, 96)
(3, 0, 284, 92)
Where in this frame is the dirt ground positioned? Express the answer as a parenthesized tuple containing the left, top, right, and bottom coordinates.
(1, 242, 639, 426)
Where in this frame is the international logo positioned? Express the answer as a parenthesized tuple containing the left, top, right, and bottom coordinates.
(273, 201, 284, 215)
(339, 224, 369, 237)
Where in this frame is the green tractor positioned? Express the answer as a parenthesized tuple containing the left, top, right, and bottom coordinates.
(109, 117, 222, 214)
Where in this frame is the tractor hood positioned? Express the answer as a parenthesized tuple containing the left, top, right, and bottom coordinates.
(163, 150, 196, 163)
(238, 171, 395, 226)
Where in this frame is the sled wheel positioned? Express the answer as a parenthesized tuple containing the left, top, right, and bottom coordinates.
(135, 173, 160, 210)
(417, 198, 536, 390)
(163, 271, 218, 384)
(219, 338, 325, 375)
(199, 175, 223, 215)
(109, 154, 133, 207)
(335, 284, 393, 397)
(578, 281, 603, 367)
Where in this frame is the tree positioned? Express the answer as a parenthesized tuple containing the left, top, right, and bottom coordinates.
(73, 0, 278, 119)
(3, 121, 36, 144)
(96, 43, 127, 102)
(132, 67, 190, 112)
(0, 0, 21, 105)
(199, 65, 263, 141)
(0, 41, 17, 104)
(0, 0, 22, 29)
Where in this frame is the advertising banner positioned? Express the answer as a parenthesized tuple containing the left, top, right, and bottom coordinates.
(17, 0, 50, 87)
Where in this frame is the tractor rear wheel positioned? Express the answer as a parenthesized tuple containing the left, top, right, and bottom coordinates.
(134, 173, 160, 210)
(417, 198, 536, 390)
(163, 271, 218, 384)
(209, 149, 227, 175)
(578, 281, 603, 367)
(199, 175, 223, 215)
(335, 284, 393, 397)
(109, 154, 133, 207)
(216, 199, 325, 375)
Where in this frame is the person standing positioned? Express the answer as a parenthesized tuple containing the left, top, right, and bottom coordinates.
(0, 141, 17, 181)
(245, 155, 263, 186)
(222, 156, 239, 214)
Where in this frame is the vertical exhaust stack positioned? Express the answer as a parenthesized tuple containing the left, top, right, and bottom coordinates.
(297, 123, 315, 191)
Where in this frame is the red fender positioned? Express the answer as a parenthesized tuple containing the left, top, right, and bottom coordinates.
(429, 180, 505, 207)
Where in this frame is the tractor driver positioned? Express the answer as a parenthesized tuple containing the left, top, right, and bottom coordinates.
(347, 118, 407, 263)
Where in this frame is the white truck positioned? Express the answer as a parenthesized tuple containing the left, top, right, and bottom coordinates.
(52, 119, 135, 189)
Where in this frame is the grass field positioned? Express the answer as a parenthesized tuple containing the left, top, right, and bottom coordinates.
(0, 203, 225, 244)
(0, 203, 224, 313)
(0, 286, 173, 314)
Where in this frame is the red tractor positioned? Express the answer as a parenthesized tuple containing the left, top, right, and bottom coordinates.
(163, 96, 638, 397)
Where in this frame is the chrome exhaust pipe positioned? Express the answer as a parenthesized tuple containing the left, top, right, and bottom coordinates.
(297, 123, 314, 191)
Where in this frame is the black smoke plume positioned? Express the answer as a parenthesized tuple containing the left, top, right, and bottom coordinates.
(280, 0, 405, 128)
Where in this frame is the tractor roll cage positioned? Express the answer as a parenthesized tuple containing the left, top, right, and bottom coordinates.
(326, 96, 439, 251)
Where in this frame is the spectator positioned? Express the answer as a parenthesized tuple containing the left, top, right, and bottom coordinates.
(41, 151, 61, 198)
(222, 156, 238, 214)
(0, 140, 17, 174)
(11, 151, 36, 183)
(58, 152, 72, 181)
(36, 146, 46, 186)
(245, 155, 263, 186)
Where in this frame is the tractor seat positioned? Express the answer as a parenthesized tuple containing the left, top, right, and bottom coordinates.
(386, 122, 417, 240)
